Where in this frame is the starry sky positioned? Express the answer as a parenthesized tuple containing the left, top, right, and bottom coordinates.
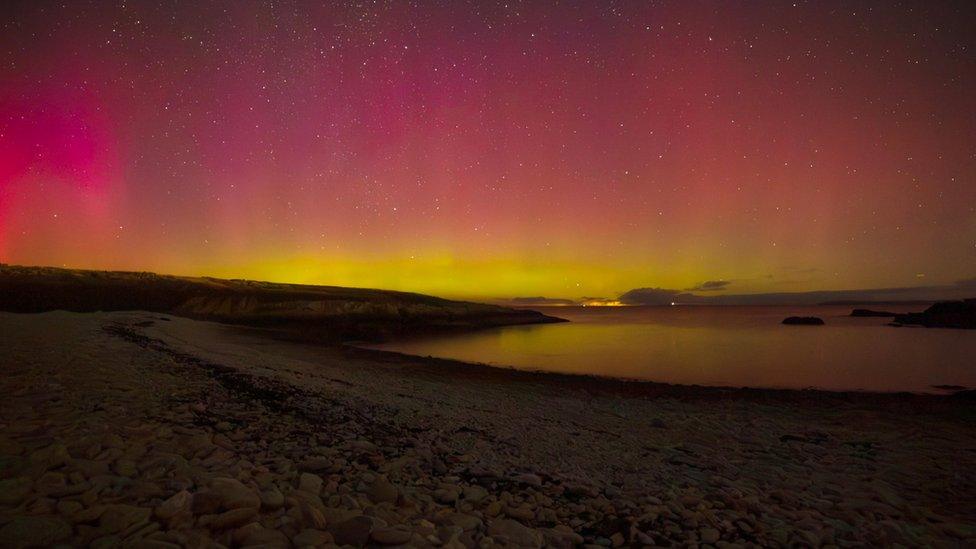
(2, 1, 975, 300)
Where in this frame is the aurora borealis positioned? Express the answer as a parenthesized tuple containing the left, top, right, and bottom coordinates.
(2, 1, 974, 300)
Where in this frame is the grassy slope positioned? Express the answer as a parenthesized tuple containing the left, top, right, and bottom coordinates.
(0, 264, 564, 341)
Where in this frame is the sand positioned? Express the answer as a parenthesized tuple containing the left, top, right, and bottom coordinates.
(1, 310, 975, 547)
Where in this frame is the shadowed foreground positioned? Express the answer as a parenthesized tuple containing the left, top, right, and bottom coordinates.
(1, 311, 974, 547)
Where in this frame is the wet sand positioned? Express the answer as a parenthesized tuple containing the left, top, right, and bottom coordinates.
(1, 311, 975, 547)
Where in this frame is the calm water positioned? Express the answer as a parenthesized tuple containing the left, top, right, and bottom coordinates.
(366, 305, 976, 393)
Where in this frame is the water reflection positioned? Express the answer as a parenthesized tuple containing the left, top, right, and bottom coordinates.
(367, 305, 976, 392)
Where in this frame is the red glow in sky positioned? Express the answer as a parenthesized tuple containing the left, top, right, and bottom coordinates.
(2, 2, 974, 299)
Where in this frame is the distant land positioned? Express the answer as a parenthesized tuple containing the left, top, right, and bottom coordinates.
(0, 265, 564, 342)
(508, 278, 976, 307)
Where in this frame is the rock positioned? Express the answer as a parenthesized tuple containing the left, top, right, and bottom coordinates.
(293, 528, 334, 546)
(211, 477, 260, 510)
(99, 504, 151, 534)
(701, 527, 720, 544)
(113, 459, 138, 477)
(35, 471, 66, 495)
(0, 476, 33, 505)
(298, 472, 323, 494)
(330, 515, 378, 546)
(212, 507, 257, 530)
(58, 500, 84, 516)
(232, 522, 264, 545)
(240, 526, 291, 547)
(368, 476, 398, 504)
(0, 516, 72, 547)
(462, 484, 489, 503)
(562, 483, 598, 498)
(488, 519, 542, 547)
(893, 299, 976, 329)
(371, 526, 413, 545)
(434, 484, 461, 503)
(155, 490, 192, 520)
(192, 491, 223, 515)
(261, 485, 285, 509)
(512, 473, 542, 487)
(299, 456, 333, 472)
(850, 309, 897, 317)
(782, 316, 825, 325)
(29, 442, 70, 471)
(448, 513, 484, 531)
(505, 504, 536, 521)
(71, 504, 108, 524)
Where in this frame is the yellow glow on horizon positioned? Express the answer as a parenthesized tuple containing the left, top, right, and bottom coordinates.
(186, 252, 710, 301)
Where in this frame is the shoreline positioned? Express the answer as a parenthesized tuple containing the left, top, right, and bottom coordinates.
(343, 341, 975, 400)
(2, 310, 975, 547)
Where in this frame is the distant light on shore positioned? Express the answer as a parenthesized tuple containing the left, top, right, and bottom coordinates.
(580, 299, 624, 307)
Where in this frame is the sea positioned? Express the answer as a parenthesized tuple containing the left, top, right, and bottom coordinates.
(364, 304, 976, 393)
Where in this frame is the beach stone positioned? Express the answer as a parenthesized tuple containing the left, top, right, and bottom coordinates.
(506, 504, 535, 521)
(463, 485, 489, 503)
(449, 513, 484, 531)
(58, 499, 84, 516)
(371, 526, 413, 545)
(330, 515, 378, 546)
(240, 526, 290, 547)
(29, 442, 70, 471)
(435, 484, 462, 503)
(261, 485, 285, 509)
(99, 504, 151, 534)
(369, 476, 398, 503)
(0, 477, 33, 505)
(212, 507, 257, 530)
(192, 491, 222, 515)
(513, 473, 543, 487)
(489, 519, 542, 547)
(299, 472, 323, 494)
(0, 516, 72, 547)
(701, 527, 720, 544)
(299, 456, 332, 472)
(293, 528, 334, 546)
(113, 458, 138, 477)
(36, 471, 67, 495)
(155, 489, 192, 520)
(211, 477, 260, 510)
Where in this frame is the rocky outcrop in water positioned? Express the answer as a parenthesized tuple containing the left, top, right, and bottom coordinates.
(850, 309, 897, 317)
(892, 299, 976, 329)
(782, 316, 825, 325)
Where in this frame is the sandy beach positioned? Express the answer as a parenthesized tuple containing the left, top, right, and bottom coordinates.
(1, 310, 974, 547)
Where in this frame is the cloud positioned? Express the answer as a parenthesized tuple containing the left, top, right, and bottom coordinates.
(686, 280, 731, 292)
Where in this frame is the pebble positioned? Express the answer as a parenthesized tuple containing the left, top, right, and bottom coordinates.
(0, 516, 72, 547)
(330, 515, 379, 546)
(298, 472, 323, 494)
(210, 477, 261, 510)
(488, 518, 543, 548)
(371, 526, 414, 545)
(368, 476, 398, 504)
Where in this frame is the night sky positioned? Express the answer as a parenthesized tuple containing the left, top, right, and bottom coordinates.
(2, 1, 974, 299)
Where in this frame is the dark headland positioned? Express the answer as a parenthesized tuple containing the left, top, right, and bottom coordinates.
(0, 264, 564, 342)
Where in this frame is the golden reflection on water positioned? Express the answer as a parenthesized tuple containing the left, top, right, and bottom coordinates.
(370, 305, 976, 392)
